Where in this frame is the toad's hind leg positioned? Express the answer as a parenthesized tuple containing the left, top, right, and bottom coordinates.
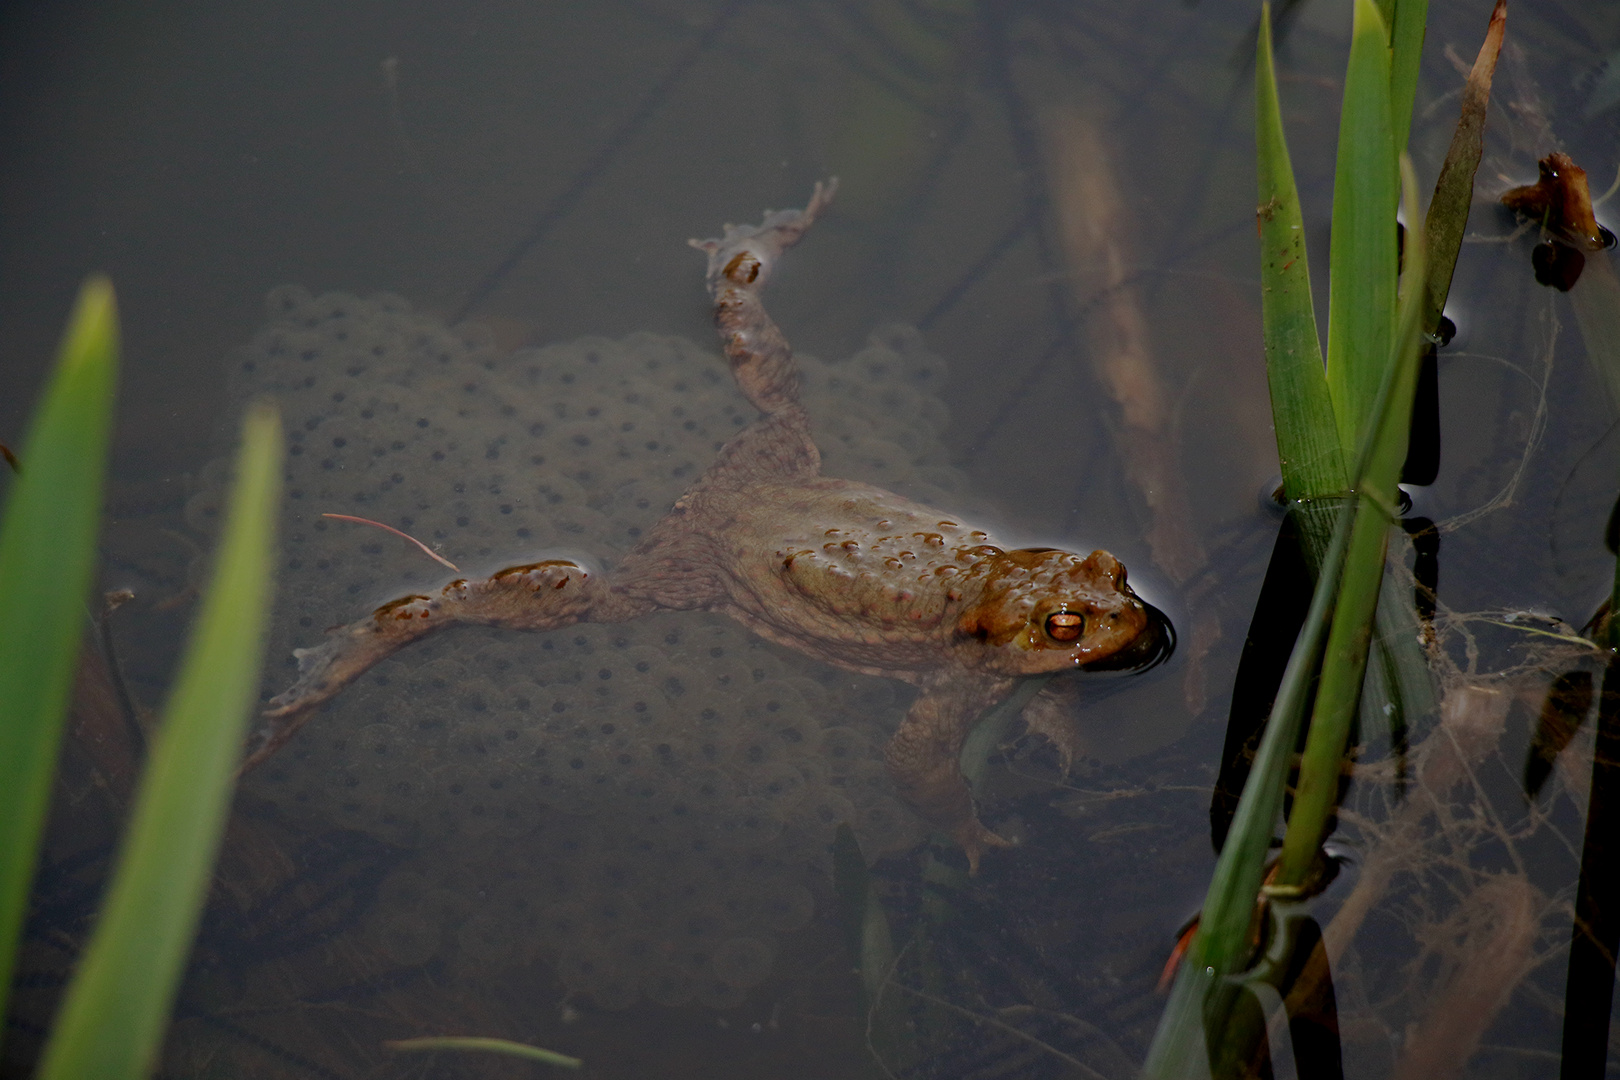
(689, 180, 836, 481)
(243, 559, 651, 771)
(884, 672, 1018, 874)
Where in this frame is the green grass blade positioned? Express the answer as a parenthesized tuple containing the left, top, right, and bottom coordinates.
(0, 277, 119, 1031)
(1256, 4, 1346, 505)
(1325, 0, 1399, 453)
(386, 1036, 582, 1069)
(37, 404, 282, 1080)
(1276, 155, 1429, 887)
(1423, 0, 1505, 340)
(1388, 0, 1429, 155)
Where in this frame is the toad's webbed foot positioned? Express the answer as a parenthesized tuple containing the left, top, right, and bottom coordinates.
(689, 179, 836, 418)
(1018, 679, 1090, 775)
(245, 559, 644, 771)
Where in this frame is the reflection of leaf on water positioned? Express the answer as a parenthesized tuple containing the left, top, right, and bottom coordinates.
(1524, 669, 1593, 799)
(1545, 418, 1620, 600)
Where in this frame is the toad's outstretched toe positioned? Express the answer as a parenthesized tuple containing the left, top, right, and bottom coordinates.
(954, 818, 1014, 876)
(688, 178, 838, 291)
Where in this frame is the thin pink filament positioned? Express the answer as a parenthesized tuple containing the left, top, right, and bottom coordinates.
(321, 513, 459, 571)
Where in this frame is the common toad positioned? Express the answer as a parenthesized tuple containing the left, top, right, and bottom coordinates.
(249, 182, 1168, 870)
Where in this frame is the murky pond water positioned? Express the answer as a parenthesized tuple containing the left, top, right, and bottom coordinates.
(4, 1, 1619, 1076)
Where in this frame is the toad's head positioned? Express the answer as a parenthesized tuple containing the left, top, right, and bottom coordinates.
(953, 548, 1171, 676)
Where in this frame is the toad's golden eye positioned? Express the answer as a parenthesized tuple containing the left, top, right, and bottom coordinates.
(1045, 611, 1084, 642)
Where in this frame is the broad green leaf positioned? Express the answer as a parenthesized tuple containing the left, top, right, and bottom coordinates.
(1277, 156, 1429, 887)
(1388, 0, 1430, 155)
(1256, 6, 1346, 505)
(0, 277, 118, 1030)
(38, 404, 281, 1080)
(1325, 0, 1399, 453)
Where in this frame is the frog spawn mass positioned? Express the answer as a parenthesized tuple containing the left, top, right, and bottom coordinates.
(190, 286, 973, 1008)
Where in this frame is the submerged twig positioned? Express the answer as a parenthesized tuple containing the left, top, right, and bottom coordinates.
(1043, 105, 1204, 586)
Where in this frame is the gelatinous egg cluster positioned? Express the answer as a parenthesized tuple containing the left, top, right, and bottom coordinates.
(194, 286, 970, 1008)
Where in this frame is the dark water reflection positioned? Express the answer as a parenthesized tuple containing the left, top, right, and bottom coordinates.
(3, 1, 1619, 1076)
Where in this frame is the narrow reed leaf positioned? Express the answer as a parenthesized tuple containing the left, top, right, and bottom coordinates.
(1388, 0, 1430, 155)
(1144, 493, 1361, 1077)
(386, 1036, 582, 1068)
(1424, 0, 1505, 339)
(1256, 4, 1346, 505)
(0, 277, 118, 1029)
(1277, 157, 1429, 888)
(1146, 155, 1434, 1073)
(38, 405, 282, 1080)
(1325, 0, 1398, 453)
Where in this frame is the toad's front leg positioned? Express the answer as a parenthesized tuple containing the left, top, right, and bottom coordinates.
(244, 559, 650, 771)
(883, 671, 1019, 873)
